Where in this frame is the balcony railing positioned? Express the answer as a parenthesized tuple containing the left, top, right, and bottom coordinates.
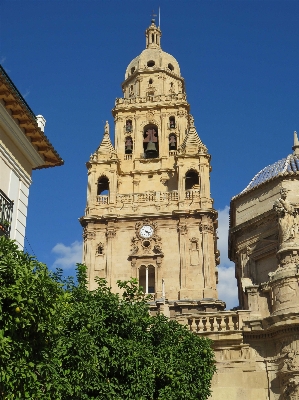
(0, 189, 13, 237)
(188, 313, 239, 333)
(96, 190, 200, 206)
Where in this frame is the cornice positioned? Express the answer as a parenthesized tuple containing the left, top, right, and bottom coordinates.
(0, 67, 63, 169)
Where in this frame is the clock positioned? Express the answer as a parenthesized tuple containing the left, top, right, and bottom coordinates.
(139, 225, 154, 238)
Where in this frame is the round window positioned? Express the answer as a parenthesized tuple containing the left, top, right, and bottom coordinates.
(147, 60, 155, 67)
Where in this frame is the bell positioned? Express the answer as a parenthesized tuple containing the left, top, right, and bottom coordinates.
(145, 141, 156, 152)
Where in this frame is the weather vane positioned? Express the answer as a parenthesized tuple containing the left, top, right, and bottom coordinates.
(151, 9, 160, 27)
(151, 9, 157, 21)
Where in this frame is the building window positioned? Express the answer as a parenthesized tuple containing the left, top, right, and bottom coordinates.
(125, 119, 132, 132)
(97, 176, 109, 195)
(139, 265, 155, 294)
(149, 78, 153, 84)
(131, 67, 135, 74)
(147, 60, 155, 67)
(169, 116, 176, 129)
(125, 136, 133, 154)
(185, 170, 199, 190)
(168, 63, 174, 71)
(169, 134, 177, 151)
(143, 124, 159, 159)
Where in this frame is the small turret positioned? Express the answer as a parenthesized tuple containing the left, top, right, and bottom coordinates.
(145, 20, 162, 49)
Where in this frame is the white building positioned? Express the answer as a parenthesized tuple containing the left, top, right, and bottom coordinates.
(0, 65, 63, 248)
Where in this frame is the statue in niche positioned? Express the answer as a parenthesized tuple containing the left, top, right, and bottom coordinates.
(273, 188, 299, 246)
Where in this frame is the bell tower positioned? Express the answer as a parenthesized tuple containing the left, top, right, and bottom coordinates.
(81, 20, 224, 313)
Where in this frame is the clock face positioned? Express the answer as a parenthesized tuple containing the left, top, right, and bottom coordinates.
(139, 225, 154, 238)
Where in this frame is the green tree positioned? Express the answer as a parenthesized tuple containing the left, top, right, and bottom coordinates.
(0, 236, 216, 399)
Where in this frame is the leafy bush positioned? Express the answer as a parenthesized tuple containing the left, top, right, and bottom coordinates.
(0, 237, 215, 399)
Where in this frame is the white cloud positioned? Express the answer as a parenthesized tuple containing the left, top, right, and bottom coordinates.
(51, 241, 82, 270)
(216, 206, 239, 310)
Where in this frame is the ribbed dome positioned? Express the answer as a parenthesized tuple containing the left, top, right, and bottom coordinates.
(241, 154, 299, 194)
(240, 132, 299, 194)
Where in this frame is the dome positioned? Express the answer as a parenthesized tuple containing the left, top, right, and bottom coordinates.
(125, 48, 181, 79)
(125, 21, 181, 80)
(241, 154, 299, 194)
(241, 132, 299, 194)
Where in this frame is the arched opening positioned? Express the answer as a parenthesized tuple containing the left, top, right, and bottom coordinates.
(131, 67, 135, 74)
(149, 78, 153, 84)
(125, 136, 133, 154)
(185, 170, 199, 190)
(169, 116, 176, 129)
(143, 124, 159, 159)
(168, 63, 174, 71)
(169, 134, 177, 151)
(97, 176, 109, 195)
(139, 265, 155, 294)
(125, 119, 132, 132)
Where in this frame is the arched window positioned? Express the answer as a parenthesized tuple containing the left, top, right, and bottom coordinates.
(149, 78, 153, 85)
(169, 116, 176, 129)
(97, 176, 109, 195)
(125, 136, 133, 154)
(139, 265, 155, 294)
(143, 124, 159, 159)
(169, 134, 177, 151)
(125, 119, 132, 132)
(185, 170, 199, 190)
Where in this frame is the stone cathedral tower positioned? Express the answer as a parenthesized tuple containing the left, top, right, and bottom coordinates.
(81, 20, 224, 315)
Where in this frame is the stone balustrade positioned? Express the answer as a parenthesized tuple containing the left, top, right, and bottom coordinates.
(97, 195, 109, 204)
(186, 311, 250, 333)
(96, 190, 200, 206)
(115, 93, 187, 106)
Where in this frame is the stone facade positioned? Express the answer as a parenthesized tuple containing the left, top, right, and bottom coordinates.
(81, 20, 223, 315)
(81, 20, 299, 400)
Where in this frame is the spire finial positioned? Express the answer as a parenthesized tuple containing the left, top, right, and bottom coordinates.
(104, 121, 109, 135)
(292, 131, 299, 155)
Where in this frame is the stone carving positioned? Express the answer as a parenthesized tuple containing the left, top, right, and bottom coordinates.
(280, 351, 299, 400)
(274, 188, 299, 247)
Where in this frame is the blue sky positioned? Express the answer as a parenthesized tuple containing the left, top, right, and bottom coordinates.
(1, 0, 299, 309)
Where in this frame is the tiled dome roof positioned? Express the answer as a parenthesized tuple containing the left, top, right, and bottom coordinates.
(241, 154, 299, 194)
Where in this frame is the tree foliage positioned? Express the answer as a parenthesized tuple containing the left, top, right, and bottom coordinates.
(0, 237, 216, 399)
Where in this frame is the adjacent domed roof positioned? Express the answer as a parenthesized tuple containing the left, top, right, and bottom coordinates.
(240, 131, 299, 194)
(125, 20, 181, 79)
